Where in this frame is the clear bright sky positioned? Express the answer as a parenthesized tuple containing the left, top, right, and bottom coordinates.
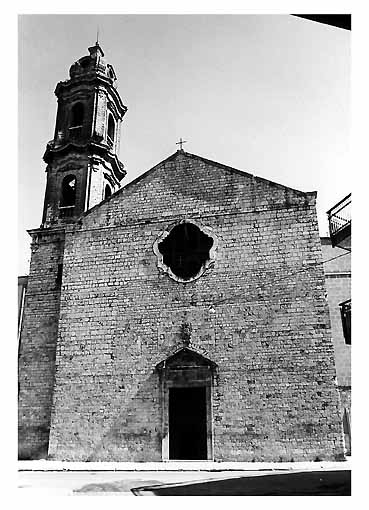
(18, 14, 350, 275)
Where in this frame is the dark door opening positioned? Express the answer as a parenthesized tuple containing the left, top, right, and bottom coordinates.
(169, 386, 207, 460)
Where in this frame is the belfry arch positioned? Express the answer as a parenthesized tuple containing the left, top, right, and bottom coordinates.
(60, 175, 76, 208)
(156, 347, 217, 461)
(70, 102, 84, 127)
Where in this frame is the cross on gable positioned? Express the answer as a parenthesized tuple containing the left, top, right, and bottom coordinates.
(176, 138, 187, 151)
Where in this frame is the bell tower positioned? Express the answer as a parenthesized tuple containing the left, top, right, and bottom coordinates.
(42, 42, 127, 226)
(19, 43, 127, 459)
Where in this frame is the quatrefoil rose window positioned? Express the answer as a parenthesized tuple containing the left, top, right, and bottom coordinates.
(154, 221, 217, 283)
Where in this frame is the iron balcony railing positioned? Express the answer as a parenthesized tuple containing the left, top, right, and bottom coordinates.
(327, 193, 351, 248)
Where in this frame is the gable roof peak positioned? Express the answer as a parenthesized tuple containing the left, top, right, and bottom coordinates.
(79, 148, 316, 222)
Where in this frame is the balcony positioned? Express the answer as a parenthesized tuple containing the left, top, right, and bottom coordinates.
(327, 193, 351, 250)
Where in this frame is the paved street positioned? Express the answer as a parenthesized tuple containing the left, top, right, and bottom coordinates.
(132, 470, 351, 496)
(18, 468, 350, 496)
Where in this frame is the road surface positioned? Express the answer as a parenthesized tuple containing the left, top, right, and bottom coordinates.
(18, 468, 350, 495)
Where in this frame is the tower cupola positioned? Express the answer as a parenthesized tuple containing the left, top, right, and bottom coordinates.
(68, 42, 117, 84)
(41, 43, 127, 227)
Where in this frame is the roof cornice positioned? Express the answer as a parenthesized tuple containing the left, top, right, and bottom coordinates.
(55, 75, 127, 118)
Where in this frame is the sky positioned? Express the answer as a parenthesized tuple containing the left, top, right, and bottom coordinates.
(18, 14, 350, 275)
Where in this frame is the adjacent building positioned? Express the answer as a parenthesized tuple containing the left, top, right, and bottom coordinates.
(325, 193, 351, 454)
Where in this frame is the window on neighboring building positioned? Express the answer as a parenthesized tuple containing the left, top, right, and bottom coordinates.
(107, 113, 115, 143)
(70, 102, 84, 127)
(343, 407, 351, 455)
(60, 175, 76, 208)
(339, 299, 351, 345)
(104, 184, 112, 200)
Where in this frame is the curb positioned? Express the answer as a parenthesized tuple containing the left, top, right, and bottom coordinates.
(18, 459, 351, 472)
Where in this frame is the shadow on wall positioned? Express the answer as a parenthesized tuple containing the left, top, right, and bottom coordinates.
(85, 371, 162, 462)
(18, 426, 50, 460)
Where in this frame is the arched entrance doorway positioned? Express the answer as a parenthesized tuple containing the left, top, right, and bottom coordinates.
(156, 347, 217, 461)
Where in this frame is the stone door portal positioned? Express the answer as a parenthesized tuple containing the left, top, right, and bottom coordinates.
(156, 347, 217, 461)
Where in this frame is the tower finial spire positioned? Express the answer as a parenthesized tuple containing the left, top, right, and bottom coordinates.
(96, 26, 99, 45)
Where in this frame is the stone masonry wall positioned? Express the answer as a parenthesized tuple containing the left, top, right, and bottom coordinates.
(47, 152, 344, 461)
(18, 229, 65, 459)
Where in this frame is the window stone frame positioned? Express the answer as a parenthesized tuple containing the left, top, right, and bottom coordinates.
(153, 219, 218, 283)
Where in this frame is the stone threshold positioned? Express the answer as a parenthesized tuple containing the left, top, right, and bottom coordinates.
(18, 459, 351, 472)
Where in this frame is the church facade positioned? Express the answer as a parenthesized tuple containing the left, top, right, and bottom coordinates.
(18, 44, 345, 462)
